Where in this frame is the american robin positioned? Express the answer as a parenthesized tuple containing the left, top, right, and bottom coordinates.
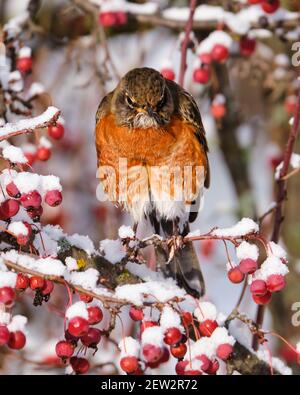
(95, 67, 209, 297)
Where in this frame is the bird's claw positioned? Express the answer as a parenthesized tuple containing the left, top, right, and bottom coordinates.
(167, 235, 184, 264)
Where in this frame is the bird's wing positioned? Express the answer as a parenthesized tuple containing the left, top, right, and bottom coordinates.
(95, 91, 114, 125)
(166, 80, 210, 190)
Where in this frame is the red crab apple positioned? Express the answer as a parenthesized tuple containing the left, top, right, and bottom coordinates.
(199, 52, 212, 65)
(98, 12, 118, 27)
(252, 291, 272, 305)
(20, 190, 42, 210)
(24, 152, 36, 166)
(55, 340, 75, 359)
(115, 11, 127, 25)
(8, 331, 26, 349)
(68, 317, 89, 337)
(181, 311, 193, 326)
(250, 279, 267, 296)
(37, 147, 51, 161)
(228, 267, 245, 283)
(161, 68, 175, 81)
(185, 369, 202, 375)
(193, 67, 211, 84)
(0, 199, 19, 219)
(79, 294, 93, 303)
(164, 327, 182, 346)
(0, 325, 10, 345)
(16, 57, 32, 73)
(129, 306, 144, 321)
(196, 354, 211, 372)
(81, 327, 102, 348)
(0, 287, 15, 305)
(240, 37, 256, 56)
(16, 273, 30, 290)
(70, 356, 90, 374)
(285, 96, 297, 114)
(200, 239, 215, 257)
(261, 0, 280, 13)
(48, 124, 64, 140)
(239, 258, 258, 274)
(45, 190, 62, 207)
(206, 359, 219, 375)
(87, 306, 103, 325)
(6, 182, 20, 198)
(211, 103, 226, 119)
(171, 343, 187, 359)
(266, 274, 286, 292)
(199, 319, 218, 337)
(175, 360, 189, 375)
(211, 44, 229, 62)
(216, 343, 233, 360)
(41, 280, 54, 296)
(29, 276, 45, 290)
(120, 356, 139, 374)
(142, 344, 163, 363)
(248, 0, 262, 4)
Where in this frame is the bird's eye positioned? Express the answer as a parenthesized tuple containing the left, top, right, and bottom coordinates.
(125, 95, 135, 108)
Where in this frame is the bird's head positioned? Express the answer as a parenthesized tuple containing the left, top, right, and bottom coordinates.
(112, 67, 174, 128)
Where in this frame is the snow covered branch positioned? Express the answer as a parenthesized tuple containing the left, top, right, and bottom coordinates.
(0, 107, 60, 141)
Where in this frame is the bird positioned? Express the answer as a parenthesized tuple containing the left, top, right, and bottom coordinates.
(95, 67, 210, 298)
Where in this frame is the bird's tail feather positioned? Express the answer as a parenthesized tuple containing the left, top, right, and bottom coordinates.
(155, 237, 205, 298)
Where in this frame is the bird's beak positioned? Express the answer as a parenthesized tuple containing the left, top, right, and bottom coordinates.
(147, 107, 154, 117)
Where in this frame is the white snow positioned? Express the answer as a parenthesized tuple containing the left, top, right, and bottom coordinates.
(0, 270, 17, 288)
(14, 172, 40, 193)
(268, 242, 287, 260)
(197, 31, 233, 55)
(100, 239, 126, 263)
(41, 175, 62, 192)
(118, 225, 135, 239)
(39, 136, 52, 149)
(67, 233, 95, 256)
(27, 82, 45, 98)
(212, 218, 259, 237)
(254, 255, 289, 281)
(8, 71, 23, 92)
(70, 268, 99, 290)
(7, 314, 27, 333)
(141, 326, 164, 347)
(115, 280, 185, 306)
(2, 145, 28, 164)
(190, 337, 216, 359)
(119, 336, 140, 358)
(18, 46, 31, 58)
(160, 305, 183, 332)
(0, 311, 11, 325)
(236, 241, 259, 261)
(8, 221, 29, 236)
(256, 350, 292, 375)
(210, 327, 235, 347)
(65, 301, 88, 320)
(65, 257, 78, 271)
(194, 301, 217, 323)
(0, 106, 60, 139)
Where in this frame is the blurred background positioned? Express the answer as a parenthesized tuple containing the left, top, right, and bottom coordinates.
(0, 0, 299, 374)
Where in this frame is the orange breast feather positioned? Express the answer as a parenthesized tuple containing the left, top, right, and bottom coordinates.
(95, 113, 208, 214)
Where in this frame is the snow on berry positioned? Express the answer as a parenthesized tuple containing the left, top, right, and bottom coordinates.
(194, 301, 217, 323)
(236, 241, 259, 261)
(100, 239, 126, 263)
(0, 270, 17, 288)
(41, 175, 62, 193)
(118, 225, 135, 239)
(8, 221, 29, 237)
(212, 218, 259, 237)
(268, 241, 287, 261)
(118, 336, 140, 358)
(14, 173, 40, 194)
(66, 301, 89, 321)
(190, 337, 216, 360)
(253, 255, 289, 282)
(7, 315, 27, 333)
(197, 31, 232, 56)
(2, 145, 27, 164)
(141, 326, 164, 348)
(160, 305, 183, 332)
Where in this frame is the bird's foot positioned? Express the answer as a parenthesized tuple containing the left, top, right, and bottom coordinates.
(167, 235, 184, 263)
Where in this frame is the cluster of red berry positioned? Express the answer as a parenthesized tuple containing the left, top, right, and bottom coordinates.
(118, 305, 233, 376)
(55, 304, 103, 374)
(98, 11, 128, 27)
